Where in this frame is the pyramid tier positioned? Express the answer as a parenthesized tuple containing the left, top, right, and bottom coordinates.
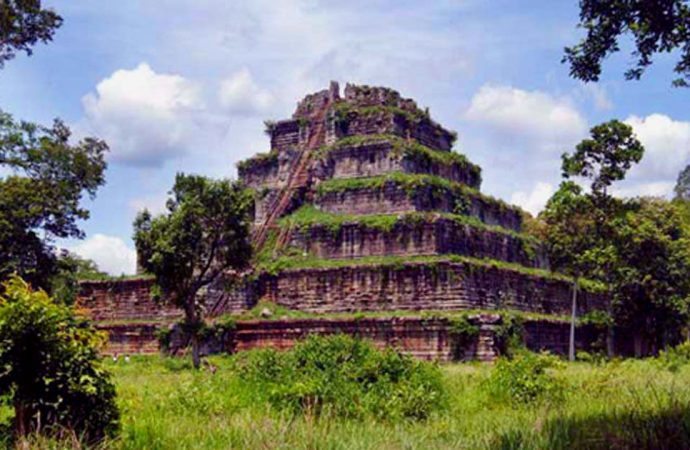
(279, 208, 546, 268)
(253, 257, 605, 316)
(312, 135, 481, 189)
(313, 173, 523, 231)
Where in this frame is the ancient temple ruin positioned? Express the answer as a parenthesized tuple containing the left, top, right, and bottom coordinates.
(77, 82, 608, 360)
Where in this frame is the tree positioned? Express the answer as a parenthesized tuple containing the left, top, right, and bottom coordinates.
(565, 0, 690, 87)
(0, 111, 107, 289)
(0, 275, 119, 442)
(49, 251, 107, 305)
(675, 164, 690, 200)
(612, 198, 690, 353)
(544, 120, 643, 358)
(561, 120, 644, 199)
(0, 0, 62, 68)
(133, 173, 253, 368)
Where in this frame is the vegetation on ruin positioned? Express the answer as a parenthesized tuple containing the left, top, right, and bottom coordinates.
(314, 171, 516, 216)
(314, 133, 479, 182)
(255, 251, 606, 293)
(12, 347, 690, 448)
(236, 150, 279, 173)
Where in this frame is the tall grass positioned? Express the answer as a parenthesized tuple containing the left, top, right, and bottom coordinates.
(9, 351, 690, 449)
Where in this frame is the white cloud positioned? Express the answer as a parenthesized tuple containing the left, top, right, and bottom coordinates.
(625, 114, 690, 181)
(81, 63, 206, 167)
(218, 68, 273, 114)
(511, 182, 554, 216)
(66, 234, 137, 276)
(583, 84, 613, 111)
(128, 193, 168, 216)
(464, 84, 587, 149)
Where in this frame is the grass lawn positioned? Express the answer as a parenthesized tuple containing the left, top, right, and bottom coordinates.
(18, 352, 690, 449)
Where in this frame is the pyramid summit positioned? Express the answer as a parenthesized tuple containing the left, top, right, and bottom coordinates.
(77, 82, 608, 360)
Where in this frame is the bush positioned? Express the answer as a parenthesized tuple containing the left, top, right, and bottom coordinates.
(657, 341, 690, 372)
(236, 334, 445, 420)
(0, 276, 119, 443)
(484, 351, 565, 405)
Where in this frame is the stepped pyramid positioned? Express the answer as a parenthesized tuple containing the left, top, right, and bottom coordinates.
(230, 82, 604, 317)
(78, 82, 608, 359)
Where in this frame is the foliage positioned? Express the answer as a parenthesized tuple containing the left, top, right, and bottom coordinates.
(656, 341, 690, 372)
(484, 351, 565, 405)
(561, 120, 644, 199)
(236, 150, 278, 173)
(565, 0, 690, 87)
(236, 335, 445, 420)
(0, 276, 119, 442)
(0, 110, 108, 289)
(448, 314, 480, 359)
(675, 164, 690, 200)
(611, 197, 690, 344)
(494, 313, 525, 357)
(48, 251, 107, 305)
(0, 0, 63, 68)
(133, 173, 253, 367)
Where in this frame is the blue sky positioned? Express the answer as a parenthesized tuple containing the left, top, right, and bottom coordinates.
(2, 0, 689, 274)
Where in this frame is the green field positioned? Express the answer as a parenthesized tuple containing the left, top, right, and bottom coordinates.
(15, 351, 690, 450)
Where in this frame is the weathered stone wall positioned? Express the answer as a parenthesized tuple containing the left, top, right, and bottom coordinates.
(269, 119, 301, 152)
(229, 316, 489, 361)
(315, 183, 523, 231)
(77, 278, 181, 322)
(288, 218, 546, 268)
(257, 261, 605, 316)
(313, 140, 481, 189)
(97, 323, 161, 355)
(337, 110, 454, 152)
(96, 315, 605, 360)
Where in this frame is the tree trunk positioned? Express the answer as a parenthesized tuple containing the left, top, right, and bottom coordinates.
(14, 400, 29, 438)
(569, 280, 577, 361)
(192, 333, 201, 369)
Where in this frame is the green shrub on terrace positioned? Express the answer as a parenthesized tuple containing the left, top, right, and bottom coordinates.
(314, 172, 515, 216)
(314, 133, 480, 180)
(236, 334, 445, 420)
(279, 205, 541, 260)
(256, 253, 582, 287)
(657, 341, 690, 372)
(236, 151, 278, 173)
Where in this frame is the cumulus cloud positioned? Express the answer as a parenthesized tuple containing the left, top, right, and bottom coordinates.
(219, 68, 274, 114)
(66, 234, 137, 276)
(81, 63, 206, 167)
(511, 182, 554, 216)
(464, 84, 587, 149)
(624, 114, 690, 182)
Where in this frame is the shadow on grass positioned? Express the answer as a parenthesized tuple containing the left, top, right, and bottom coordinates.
(493, 400, 690, 450)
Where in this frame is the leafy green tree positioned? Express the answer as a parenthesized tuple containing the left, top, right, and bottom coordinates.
(565, 0, 690, 87)
(133, 173, 253, 368)
(612, 198, 690, 353)
(0, 0, 62, 68)
(0, 275, 119, 442)
(544, 120, 643, 358)
(675, 164, 690, 200)
(561, 120, 644, 199)
(49, 251, 107, 305)
(0, 111, 107, 289)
